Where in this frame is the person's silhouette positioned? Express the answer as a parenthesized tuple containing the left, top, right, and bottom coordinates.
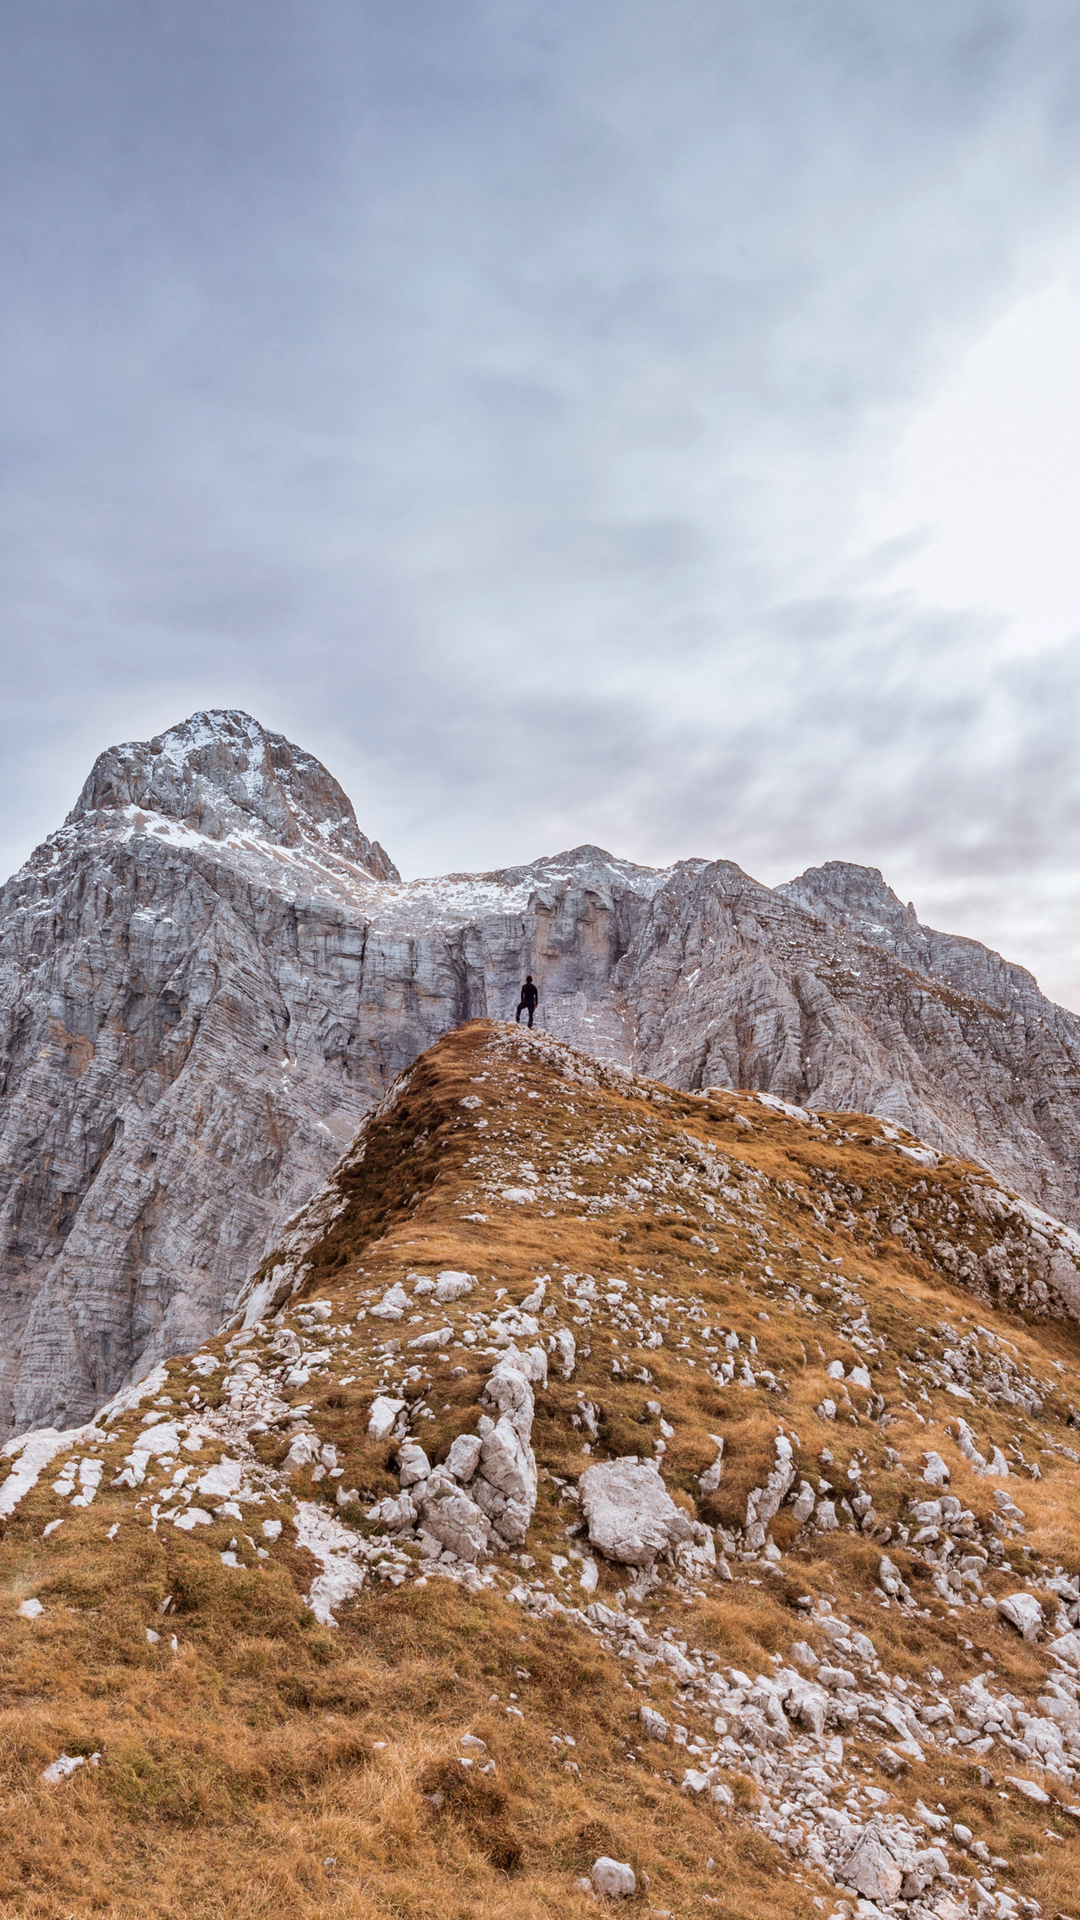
(516, 974, 539, 1027)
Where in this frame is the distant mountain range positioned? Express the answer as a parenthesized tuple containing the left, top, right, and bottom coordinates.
(2, 706, 1079, 1433)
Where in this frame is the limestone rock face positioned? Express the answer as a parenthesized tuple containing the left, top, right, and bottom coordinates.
(622, 856, 1080, 1228)
(580, 1456, 694, 1565)
(0, 713, 664, 1432)
(6, 711, 1080, 1434)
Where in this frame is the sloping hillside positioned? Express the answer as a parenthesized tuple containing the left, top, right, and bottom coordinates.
(3, 1021, 1080, 1920)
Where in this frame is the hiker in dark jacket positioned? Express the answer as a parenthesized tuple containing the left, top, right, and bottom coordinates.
(516, 975, 539, 1027)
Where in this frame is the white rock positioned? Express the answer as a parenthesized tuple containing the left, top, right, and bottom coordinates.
(367, 1396, 406, 1442)
(262, 1518, 282, 1540)
(407, 1327, 452, 1350)
(283, 1431, 322, 1471)
(195, 1457, 244, 1500)
(490, 1308, 540, 1346)
(1050, 1629, 1080, 1668)
(434, 1271, 476, 1302)
(745, 1435, 795, 1549)
(698, 1435, 724, 1496)
(826, 1360, 845, 1380)
(42, 1753, 88, 1783)
(482, 1347, 538, 1437)
(550, 1326, 576, 1380)
(590, 1857, 636, 1897)
(922, 1451, 950, 1487)
(848, 1365, 872, 1390)
(787, 1680, 829, 1736)
(444, 1432, 483, 1482)
(416, 1472, 491, 1562)
(294, 1500, 369, 1626)
(838, 1818, 909, 1904)
(367, 1490, 417, 1531)
(681, 1766, 716, 1795)
(1005, 1774, 1051, 1804)
(818, 1663, 856, 1691)
(580, 1457, 694, 1566)
(17, 1597, 43, 1619)
(397, 1441, 431, 1487)
(998, 1592, 1043, 1641)
(173, 1507, 213, 1530)
(878, 1555, 909, 1600)
(370, 1284, 409, 1319)
(472, 1413, 537, 1545)
(792, 1480, 816, 1525)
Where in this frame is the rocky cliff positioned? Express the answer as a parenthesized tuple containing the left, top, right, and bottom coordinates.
(2, 709, 1080, 1433)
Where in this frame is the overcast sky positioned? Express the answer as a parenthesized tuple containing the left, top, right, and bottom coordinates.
(5, 3, 1080, 1001)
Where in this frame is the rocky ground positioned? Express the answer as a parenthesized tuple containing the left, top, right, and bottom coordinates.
(4, 1019, 1080, 1919)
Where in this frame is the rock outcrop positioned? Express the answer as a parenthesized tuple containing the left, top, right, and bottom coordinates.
(4, 707, 1080, 1432)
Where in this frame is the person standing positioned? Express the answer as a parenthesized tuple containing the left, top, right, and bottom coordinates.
(516, 974, 539, 1027)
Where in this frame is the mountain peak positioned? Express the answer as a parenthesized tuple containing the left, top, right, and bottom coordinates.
(777, 859, 919, 934)
(66, 709, 400, 880)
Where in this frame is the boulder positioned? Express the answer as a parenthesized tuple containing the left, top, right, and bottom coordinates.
(396, 1441, 430, 1487)
(640, 1705, 669, 1741)
(367, 1396, 405, 1442)
(443, 1432, 483, 1482)
(791, 1480, 816, 1525)
(415, 1472, 490, 1562)
(366, 1490, 416, 1531)
(370, 1284, 409, 1320)
(838, 1817, 910, 1903)
(998, 1592, 1043, 1641)
(482, 1346, 538, 1437)
(471, 1412, 537, 1545)
(590, 1857, 636, 1897)
(580, 1457, 694, 1566)
(434, 1270, 476, 1303)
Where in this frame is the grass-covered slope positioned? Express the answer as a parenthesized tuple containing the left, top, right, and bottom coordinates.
(4, 1018, 1080, 1919)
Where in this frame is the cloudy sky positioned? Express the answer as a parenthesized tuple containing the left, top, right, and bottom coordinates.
(5, 3, 1080, 1000)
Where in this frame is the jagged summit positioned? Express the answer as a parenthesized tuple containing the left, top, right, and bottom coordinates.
(779, 861, 920, 935)
(66, 708, 400, 881)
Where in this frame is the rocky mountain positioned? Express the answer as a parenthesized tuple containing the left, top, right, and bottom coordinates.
(3, 707, 1080, 1435)
(4, 1020, 1080, 1920)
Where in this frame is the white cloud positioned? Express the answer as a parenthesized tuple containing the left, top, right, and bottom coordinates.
(866, 274, 1080, 657)
(4, 3, 1080, 1007)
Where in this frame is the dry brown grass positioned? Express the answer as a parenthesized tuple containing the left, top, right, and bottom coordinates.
(5, 1018, 1080, 1914)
